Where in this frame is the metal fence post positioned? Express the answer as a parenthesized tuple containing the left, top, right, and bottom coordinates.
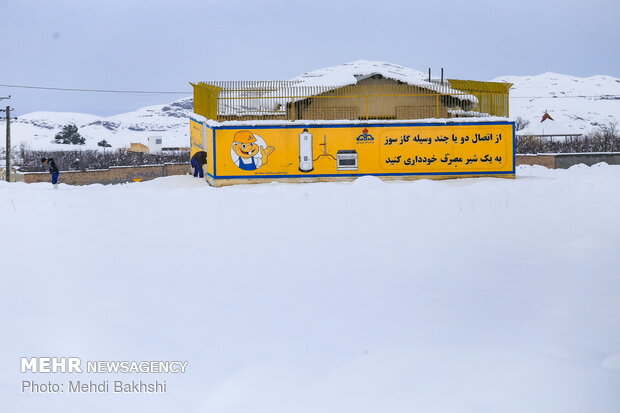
(291, 97, 295, 121)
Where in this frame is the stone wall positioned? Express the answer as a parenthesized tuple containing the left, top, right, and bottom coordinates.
(517, 153, 620, 169)
(9, 153, 620, 185)
(554, 153, 620, 169)
(15, 163, 191, 185)
(516, 154, 556, 169)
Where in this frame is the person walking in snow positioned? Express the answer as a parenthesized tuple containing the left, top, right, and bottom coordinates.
(41, 157, 60, 188)
(190, 151, 207, 178)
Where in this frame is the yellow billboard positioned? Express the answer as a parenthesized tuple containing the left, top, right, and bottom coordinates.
(189, 118, 204, 157)
(190, 117, 215, 176)
(205, 121, 515, 181)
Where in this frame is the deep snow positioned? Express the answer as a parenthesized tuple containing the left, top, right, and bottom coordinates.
(1, 165, 619, 412)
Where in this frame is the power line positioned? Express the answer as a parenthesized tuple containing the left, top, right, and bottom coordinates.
(512, 95, 620, 99)
(0, 84, 189, 94)
(0, 83, 618, 99)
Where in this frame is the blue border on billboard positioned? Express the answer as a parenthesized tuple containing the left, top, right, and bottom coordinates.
(193, 119, 516, 180)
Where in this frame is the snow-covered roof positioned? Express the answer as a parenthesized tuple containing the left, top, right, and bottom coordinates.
(289, 60, 478, 104)
(197, 60, 481, 116)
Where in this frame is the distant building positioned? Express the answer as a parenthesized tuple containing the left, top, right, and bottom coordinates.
(148, 136, 162, 154)
(128, 143, 148, 153)
(518, 111, 582, 141)
(162, 146, 190, 153)
(127, 139, 185, 154)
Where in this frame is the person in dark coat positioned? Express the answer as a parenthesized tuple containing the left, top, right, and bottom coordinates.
(190, 151, 207, 178)
(41, 157, 60, 188)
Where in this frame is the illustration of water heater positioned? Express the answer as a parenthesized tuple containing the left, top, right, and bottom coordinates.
(298, 128, 314, 172)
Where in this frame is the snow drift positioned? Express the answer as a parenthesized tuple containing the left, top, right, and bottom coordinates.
(1, 164, 619, 413)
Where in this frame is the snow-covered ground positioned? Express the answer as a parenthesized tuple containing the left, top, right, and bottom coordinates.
(494, 72, 620, 136)
(1, 164, 619, 413)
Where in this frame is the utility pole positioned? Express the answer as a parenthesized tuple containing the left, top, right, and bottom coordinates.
(0, 96, 12, 182)
(0, 95, 11, 182)
(5, 105, 11, 182)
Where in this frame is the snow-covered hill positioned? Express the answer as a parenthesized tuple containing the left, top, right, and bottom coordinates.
(2, 63, 619, 151)
(2, 97, 193, 151)
(494, 72, 620, 136)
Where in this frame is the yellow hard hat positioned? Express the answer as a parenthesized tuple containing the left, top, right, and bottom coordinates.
(234, 130, 257, 144)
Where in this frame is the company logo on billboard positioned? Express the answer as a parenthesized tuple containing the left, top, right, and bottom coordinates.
(356, 128, 374, 144)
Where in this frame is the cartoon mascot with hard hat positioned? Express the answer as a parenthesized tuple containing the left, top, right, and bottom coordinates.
(230, 130, 275, 171)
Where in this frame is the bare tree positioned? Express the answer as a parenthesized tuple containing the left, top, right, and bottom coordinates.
(16, 148, 189, 172)
(514, 116, 530, 131)
(517, 122, 620, 154)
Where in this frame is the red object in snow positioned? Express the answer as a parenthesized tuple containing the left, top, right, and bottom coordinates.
(541, 112, 554, 122)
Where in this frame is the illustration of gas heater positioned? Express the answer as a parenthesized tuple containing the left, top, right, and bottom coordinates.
(298, 128, 314, 172)
(336, 150, 358, 171)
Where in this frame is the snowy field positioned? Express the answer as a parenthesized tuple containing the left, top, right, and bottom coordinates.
(1, 164, 620, 413)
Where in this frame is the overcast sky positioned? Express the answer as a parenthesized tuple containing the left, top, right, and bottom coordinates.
(1, 0, 618, 116)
